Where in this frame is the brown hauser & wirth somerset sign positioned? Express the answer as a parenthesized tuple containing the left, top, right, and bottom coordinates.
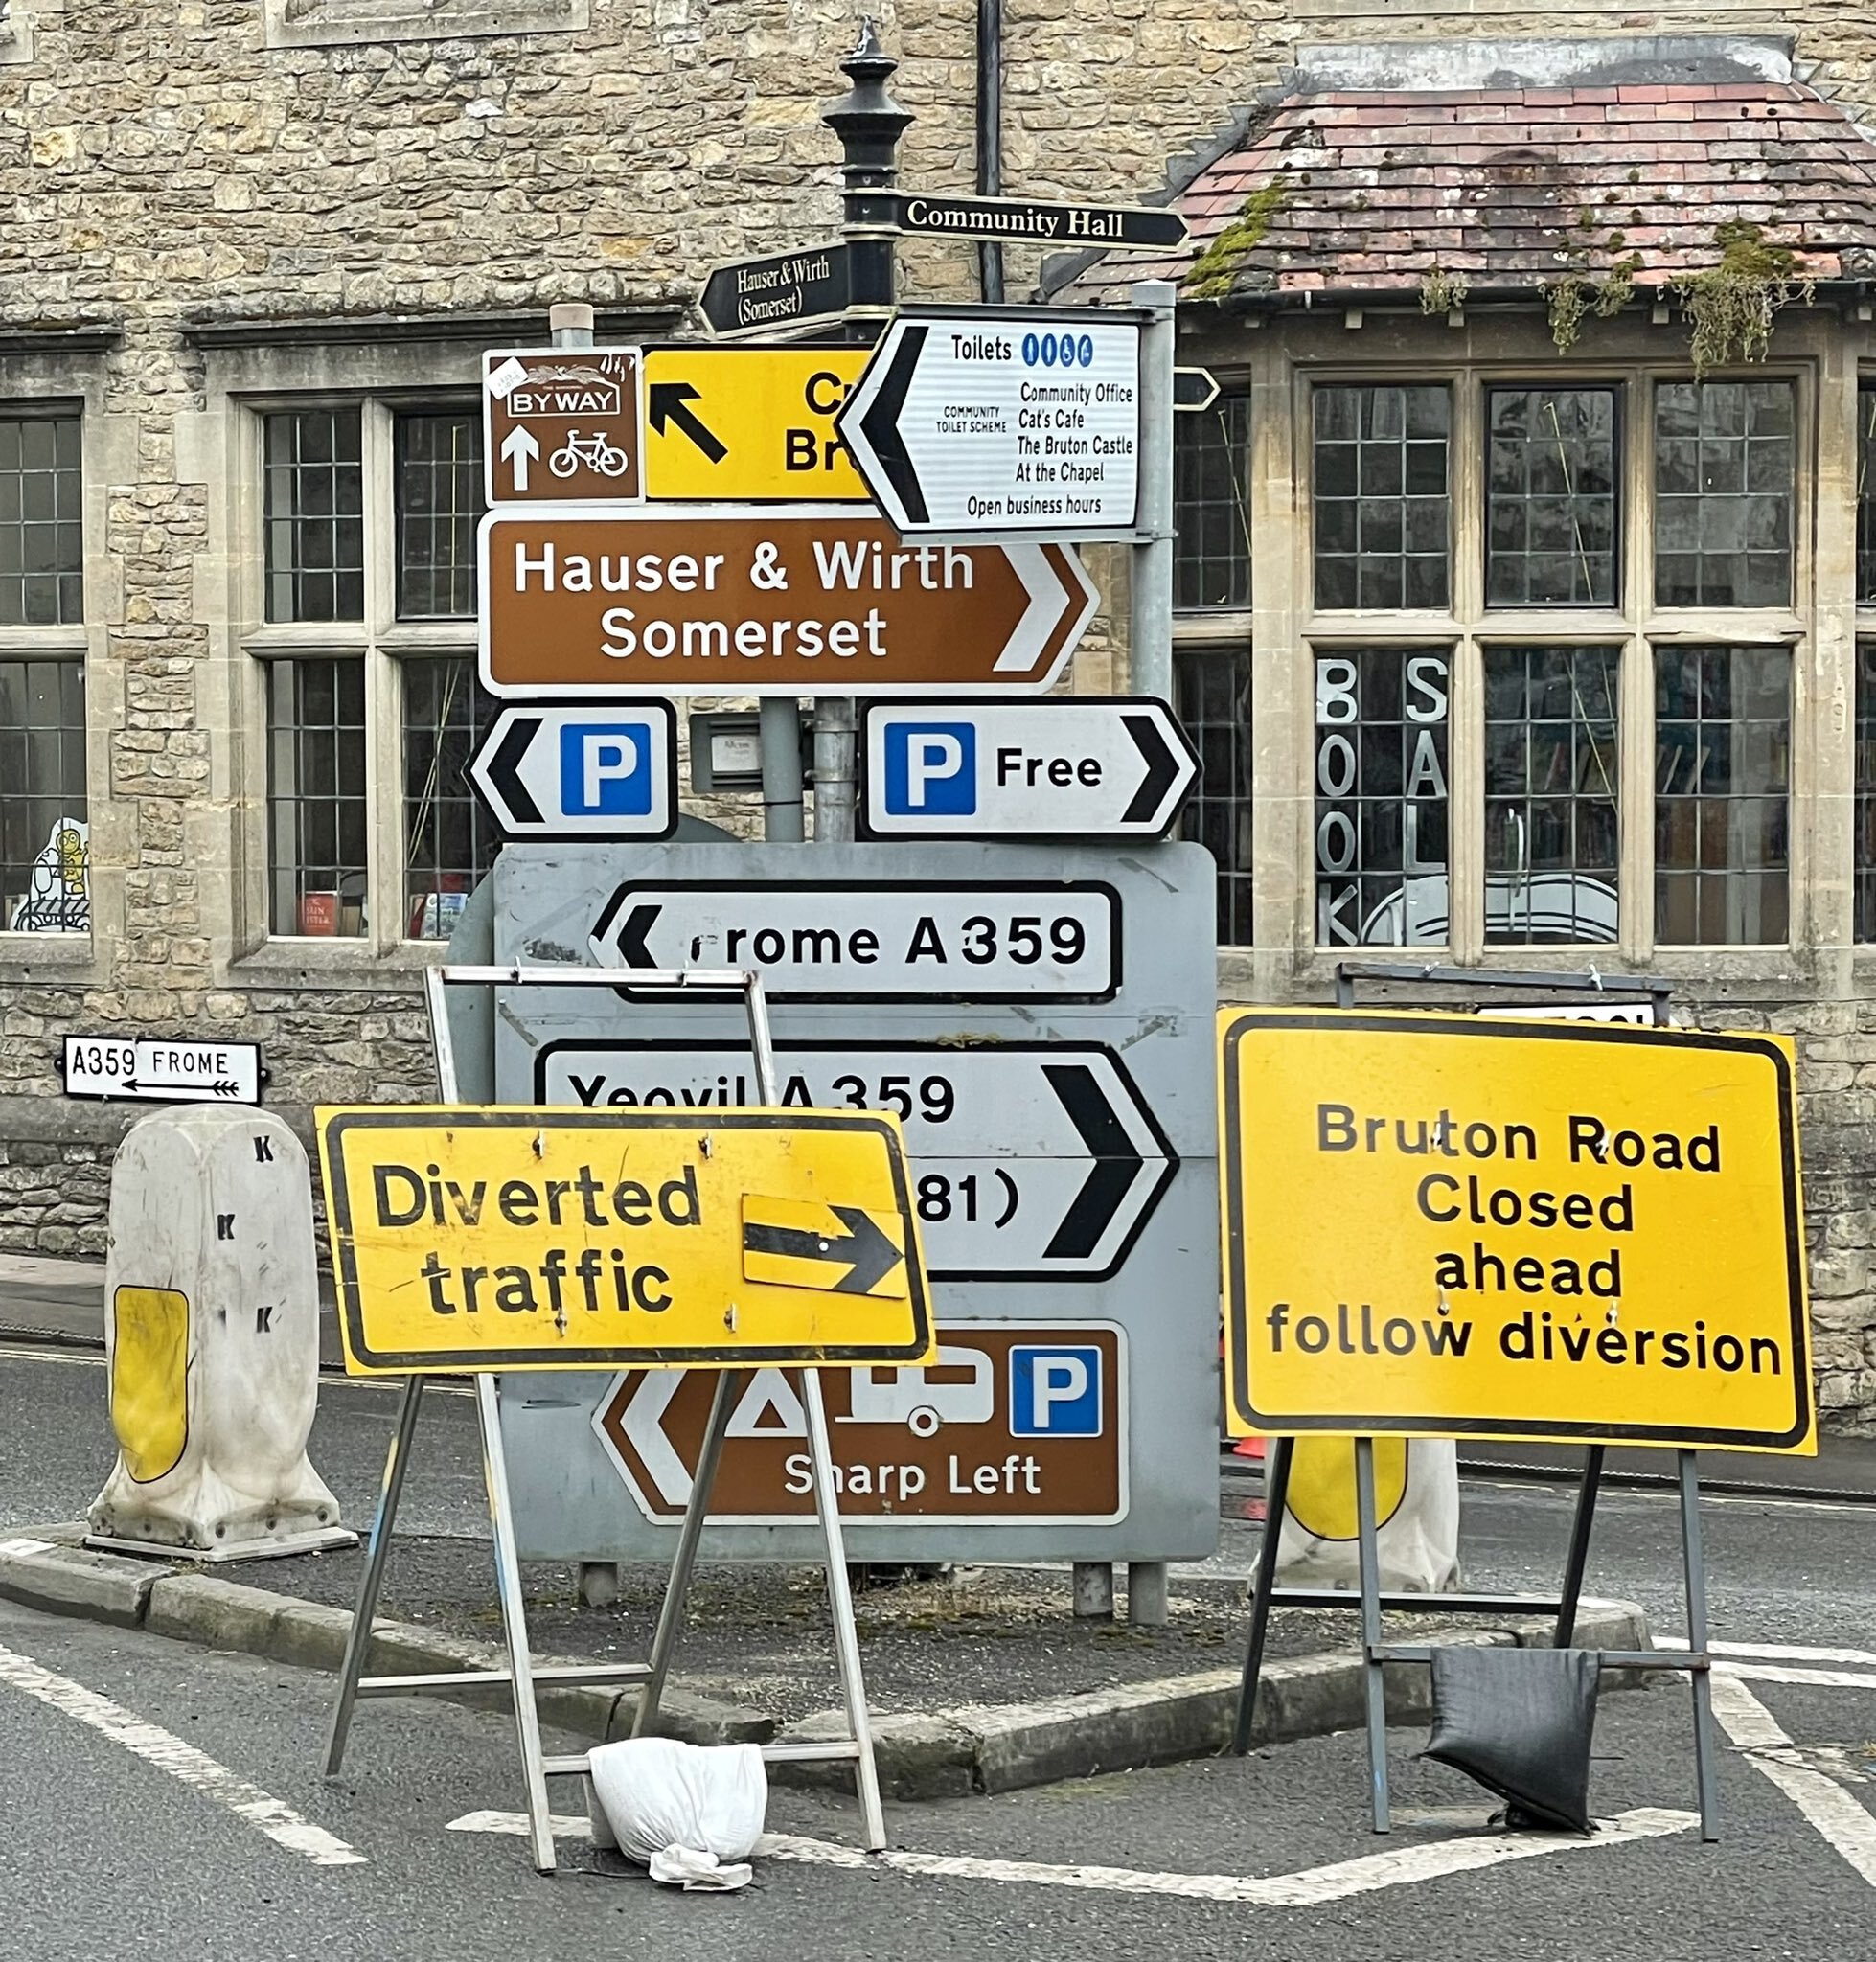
(476, 505, 1096, 697)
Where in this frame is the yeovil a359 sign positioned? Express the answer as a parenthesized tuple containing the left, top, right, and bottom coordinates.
(1218, 1010, 1814, 1452)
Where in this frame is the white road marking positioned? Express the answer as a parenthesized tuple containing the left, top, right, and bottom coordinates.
(1710, 1670, 1876, 1888)
(447, 1807, 1695, 1904)
(0, 1640, 366, 1867)
(1657, 1636, 1876, 1669)
(1716, 1662, 1876, 1693)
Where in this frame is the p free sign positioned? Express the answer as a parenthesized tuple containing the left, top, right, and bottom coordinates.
(317, 1106, 931, 1375)
(1218, 1011, 1813, 1452)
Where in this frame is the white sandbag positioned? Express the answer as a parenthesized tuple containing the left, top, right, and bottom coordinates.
(588, 1736, 767, 1874)
(1275, 1436, 1461, 1592)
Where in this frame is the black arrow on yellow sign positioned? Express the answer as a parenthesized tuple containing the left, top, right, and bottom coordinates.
(743, 1206, 904, 1295)
(648, 382, 728, 464)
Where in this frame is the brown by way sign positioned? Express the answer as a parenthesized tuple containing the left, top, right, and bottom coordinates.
(476, 503, 1097, 696)
(483, 348, 642, 504)
(594, 1323, 1125, 1522)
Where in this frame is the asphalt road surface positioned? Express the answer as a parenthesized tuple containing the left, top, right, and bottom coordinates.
(9, 1341, 1876, 1958)
(2, 1590, 1873, 1961)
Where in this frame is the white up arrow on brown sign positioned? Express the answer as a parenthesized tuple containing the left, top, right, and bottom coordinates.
(475, 502, 1097, 697)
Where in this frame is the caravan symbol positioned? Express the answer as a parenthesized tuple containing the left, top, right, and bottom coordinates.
(841, 1347, 995, 1437)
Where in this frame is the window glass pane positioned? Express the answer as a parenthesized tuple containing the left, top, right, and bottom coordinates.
(1856, 641, 1876, 942)
(263, 409, 364, 624)
(1654, 644, 1789, 944)
(1653, 383, 1793, 607)
(402, 657, 500, 940)
(0, 658, 87, 931)
(0, 413, 82, 627)
(267, 658, 368, 935)
(397, 412, 487, 619)
(1482, 646, 1620, 945)
(1860, 388, 1876, 605)
(1314, 647, 1450, 946)
(1175, 646, 1251, 944)
(1173, 395, 1249, 610)
(1314, 386, 1450, 612)
(1485, 389, 1618, 606)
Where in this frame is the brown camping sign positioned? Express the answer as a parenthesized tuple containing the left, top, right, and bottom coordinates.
(476, 504, 1097, 697)
(594, 1323, 1125, 1522)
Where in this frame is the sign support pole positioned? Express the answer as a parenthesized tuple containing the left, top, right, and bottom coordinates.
(1128, 278, 1177, 705)
(1679, 1449, 1719, 1841)
(815, 20, 910, 845)
(1353, 1438, 1391, 1833)
(322, 964, 892, 1872)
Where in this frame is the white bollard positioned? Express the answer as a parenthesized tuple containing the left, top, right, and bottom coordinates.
(1275, 1437, 1461, 1593)
(87, 1106, 355, 1562)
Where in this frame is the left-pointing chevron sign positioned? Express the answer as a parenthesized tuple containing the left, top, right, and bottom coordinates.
(468, 701, 678, 842)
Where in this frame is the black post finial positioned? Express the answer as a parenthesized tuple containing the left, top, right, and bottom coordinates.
(823, 19, 912, 340)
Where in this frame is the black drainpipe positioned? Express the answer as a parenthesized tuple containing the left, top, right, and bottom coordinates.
(976, 0, 1003, 301)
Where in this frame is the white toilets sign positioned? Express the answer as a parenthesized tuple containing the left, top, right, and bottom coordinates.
(63, 1037, 263, 1106)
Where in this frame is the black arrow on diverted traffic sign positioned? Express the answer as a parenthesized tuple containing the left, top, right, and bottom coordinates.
(648, 382, 728, 464)
(1119, 710, 1185, 828)
(483, 714, 545, 828)
(1041, 1061, 1145, 1261)
(743, 1206, 904, 1295)
(855, 323, 928, 525)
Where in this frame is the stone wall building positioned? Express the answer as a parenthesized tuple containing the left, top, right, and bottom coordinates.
(7, 3, 1876, 1424)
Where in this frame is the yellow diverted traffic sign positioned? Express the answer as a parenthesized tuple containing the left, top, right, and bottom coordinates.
(642, 347, 870, 502)
(1218, 1010, 1813, 1453)
(317, 1106, 931, 1375)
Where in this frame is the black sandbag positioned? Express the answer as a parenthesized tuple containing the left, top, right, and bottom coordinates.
(1420, 1645, 1601, 1833)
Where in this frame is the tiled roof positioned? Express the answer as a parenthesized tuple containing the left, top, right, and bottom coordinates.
(1079, 83, 1876, 304)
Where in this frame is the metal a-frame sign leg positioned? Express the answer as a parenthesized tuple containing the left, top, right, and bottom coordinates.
(322, 964, 891, 1873)
(1232, 1434, 1719, 1842)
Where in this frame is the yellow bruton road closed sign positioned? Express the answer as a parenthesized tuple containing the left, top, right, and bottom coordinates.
(1218, 1010, 1814, 1453)
(317, 1106, 932, 1375)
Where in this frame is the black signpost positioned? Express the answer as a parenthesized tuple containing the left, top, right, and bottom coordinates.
(876, 189, 1186, 251)
(698, 241, 853, 338)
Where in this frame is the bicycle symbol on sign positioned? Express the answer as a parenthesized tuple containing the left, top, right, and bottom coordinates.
(550, 429, 632, 479)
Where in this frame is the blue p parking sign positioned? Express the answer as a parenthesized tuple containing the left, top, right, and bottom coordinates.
(1009, 1345, 1103, 1437)
(882, 721, 976, 815)
(560, 724, 652, 817)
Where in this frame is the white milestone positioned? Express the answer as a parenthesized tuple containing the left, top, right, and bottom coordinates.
(87, 1106, 355, 1562)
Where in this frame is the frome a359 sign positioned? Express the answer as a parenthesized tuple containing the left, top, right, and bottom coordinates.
(1217, 1010, 1814, 1453)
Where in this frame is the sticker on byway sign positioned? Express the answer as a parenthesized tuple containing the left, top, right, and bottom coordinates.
(862, 697, 1198, 838)
(63, 1037, 263, 1106)
(588, 879, 1120, 1002)
(537, 1039, 1174, 1281)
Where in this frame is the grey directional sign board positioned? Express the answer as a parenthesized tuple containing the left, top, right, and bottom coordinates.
(838, 312, 1142, 540)
(860, 697, 1198, 839)
(589, 877, 1120, 1000)
(63, 1036, 263, 1106)
(877, 191, 1187, 252)
(487, 838, 1219, 1565)
(537, 1038, 1174, 1281)
(698, 241, 852, 339)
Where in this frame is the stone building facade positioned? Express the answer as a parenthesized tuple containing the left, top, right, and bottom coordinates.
(7, 2, 1876, 1424)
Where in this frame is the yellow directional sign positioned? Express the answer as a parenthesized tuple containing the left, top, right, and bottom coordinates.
(1219, 1009, 1814, 1453)
(642, 347, 870, 502)
(316, 1106, 931, 1375)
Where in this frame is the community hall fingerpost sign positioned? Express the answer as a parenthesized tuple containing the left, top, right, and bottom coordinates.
(1218, 1010, 1814, 1453)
